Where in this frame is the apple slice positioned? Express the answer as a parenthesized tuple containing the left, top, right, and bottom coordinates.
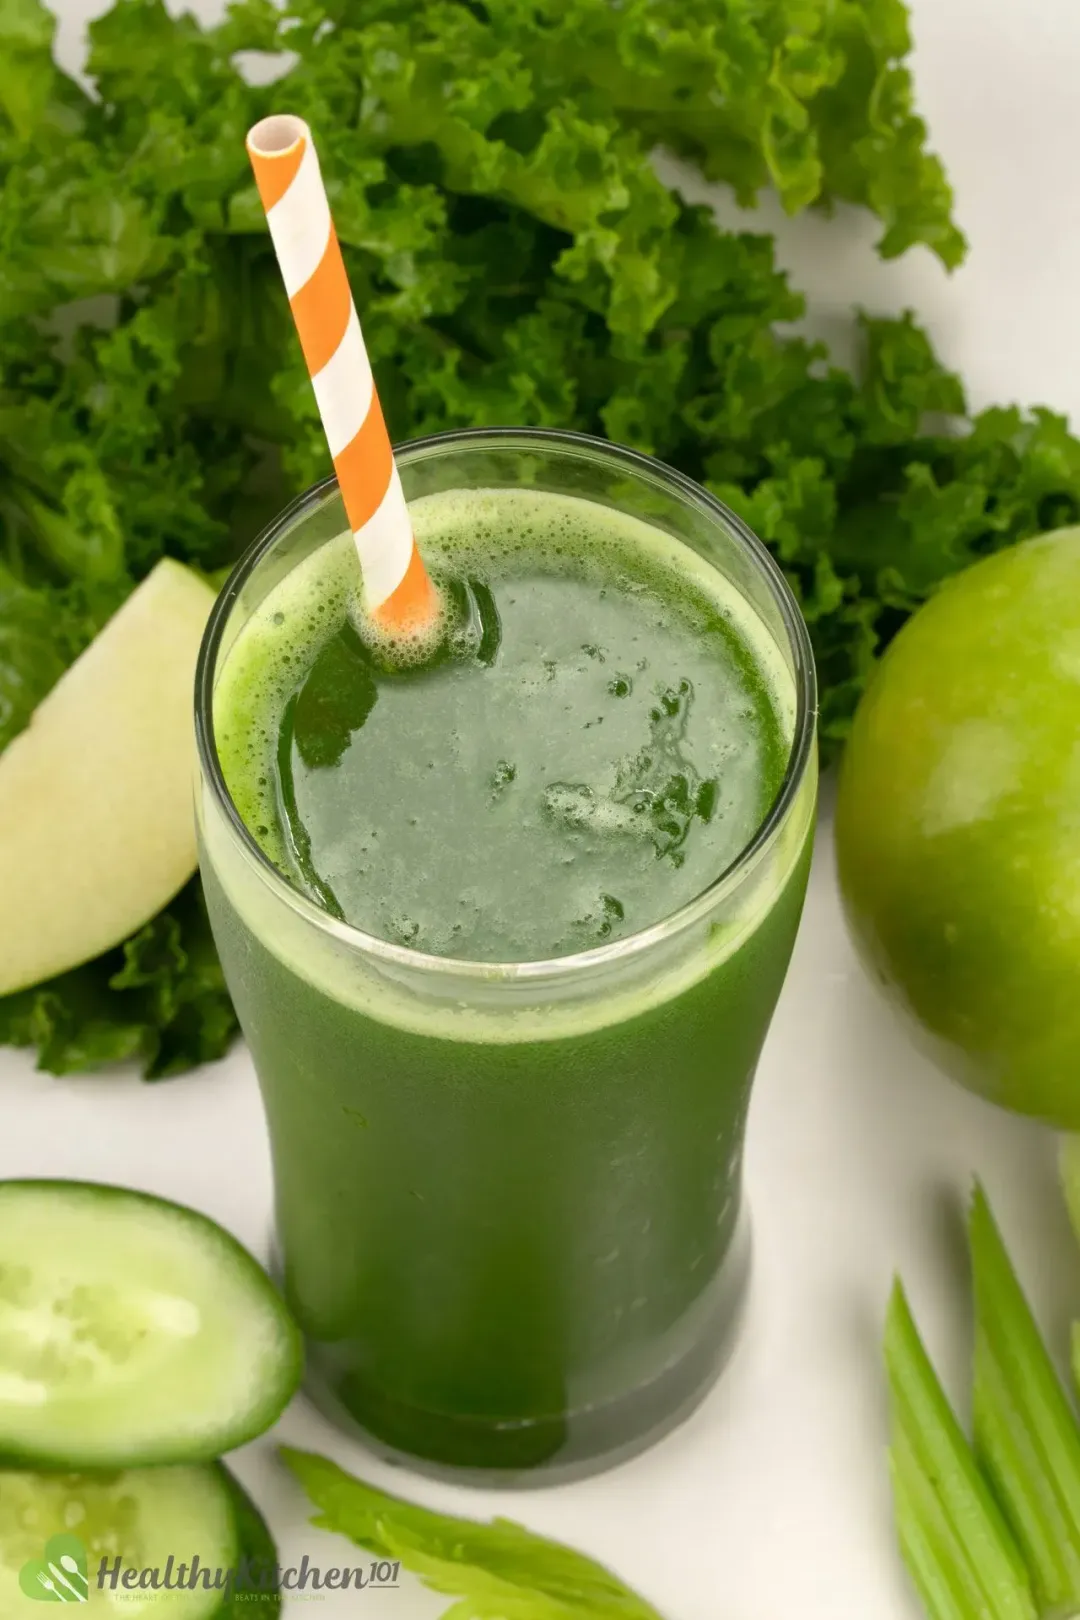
(0, 559, 218, 995)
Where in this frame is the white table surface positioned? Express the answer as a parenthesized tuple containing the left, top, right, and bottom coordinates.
(9, 2, 1080, 1615)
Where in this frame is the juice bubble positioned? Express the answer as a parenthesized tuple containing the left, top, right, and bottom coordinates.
(347, 583, 452, 674)
(571, 891, 627, 942)
(542, 783, 649, 841)
(347, 575, 503, 675)
(489, 761, 517, 798)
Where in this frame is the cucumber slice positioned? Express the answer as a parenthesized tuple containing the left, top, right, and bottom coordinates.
(218, 1469, 281, 1615)
(0, 1181, 302, 1467)
(0, 1463, 238, 1616)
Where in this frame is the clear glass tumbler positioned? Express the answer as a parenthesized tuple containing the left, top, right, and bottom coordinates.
(195, 429, 817, 1483)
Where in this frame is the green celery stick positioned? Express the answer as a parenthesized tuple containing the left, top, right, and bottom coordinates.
(281, 1447, 665, 1620)
(970, 1182, 1080, 1610)
(1061, 1139, 1080, 1255)
(891, 1426, 1000, 1620)
(1060, 1140, 1080, 1472)
(884, 1280, 1036, 1620)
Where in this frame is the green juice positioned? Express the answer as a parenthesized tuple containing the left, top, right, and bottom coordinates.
(199, 469, 815, 1478)
(218, 491, 788, 959)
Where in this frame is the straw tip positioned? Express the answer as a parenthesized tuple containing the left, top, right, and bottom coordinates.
(370, 549, 442, 636)
(247, 114, 310, 159)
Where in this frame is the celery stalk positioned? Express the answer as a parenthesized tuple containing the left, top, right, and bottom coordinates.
(891, 1426, 1009, 1620)
(1059, 1141, 1080, 1501)
(974, 1342, 1074, 1603)
(969, 1182, 1080, 1611)
(884, 1281, 1036, 1620)
(1060, 1140, 1080, 1248)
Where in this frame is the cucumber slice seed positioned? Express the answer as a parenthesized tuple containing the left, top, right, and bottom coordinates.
(0, 1181, 302, 1467)
(0, 1464, 238, 1617)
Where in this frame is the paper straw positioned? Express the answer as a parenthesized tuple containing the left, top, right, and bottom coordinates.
(246, 115, 437, 631)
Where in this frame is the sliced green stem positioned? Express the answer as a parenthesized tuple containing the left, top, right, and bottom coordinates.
(281, 1447, 666, 1620)
(891, 1426, 1001, 1620)
(1061, 1139, 1080, 1261)
(974, 1340, 1075, 1603)
(969, 1181, 1080, 1611)
(884, 1279, 1035, 1620)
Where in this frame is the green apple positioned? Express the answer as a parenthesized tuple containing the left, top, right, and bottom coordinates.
(835, 526, 1080, 1128)
(0, 559, 217, 995)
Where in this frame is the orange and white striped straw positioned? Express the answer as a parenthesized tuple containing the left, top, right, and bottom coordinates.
(246, 115, 437, 631)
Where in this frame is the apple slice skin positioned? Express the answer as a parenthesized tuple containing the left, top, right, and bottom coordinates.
(0, 559, 217, 996)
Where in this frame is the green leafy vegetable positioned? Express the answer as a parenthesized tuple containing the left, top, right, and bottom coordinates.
(3, 0, 1080, 1074)
(282, 1445, 664, 1619)
(0, 879, 237, 1078)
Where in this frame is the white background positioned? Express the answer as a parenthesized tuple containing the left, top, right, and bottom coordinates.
(7, 2, 1080, 1615)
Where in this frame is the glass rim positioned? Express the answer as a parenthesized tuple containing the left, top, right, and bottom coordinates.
(194, 426, 817, 983)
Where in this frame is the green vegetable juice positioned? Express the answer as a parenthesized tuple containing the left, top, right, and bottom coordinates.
(219, 493, 787, 959)
(198, 443, 816, 1479)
